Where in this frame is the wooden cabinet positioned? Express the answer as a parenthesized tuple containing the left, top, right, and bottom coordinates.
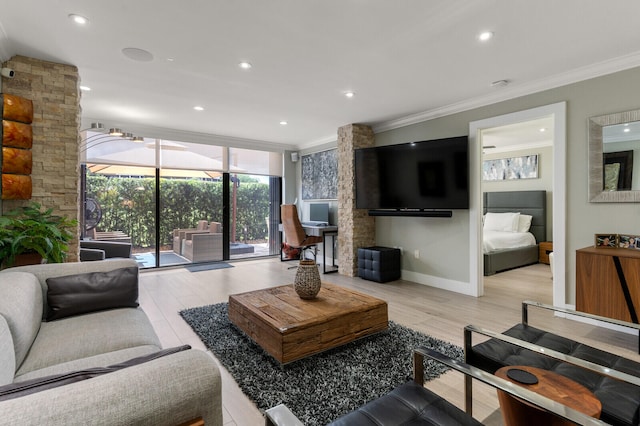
(539, 241, 553, 264)
(576, 246, 640, 322)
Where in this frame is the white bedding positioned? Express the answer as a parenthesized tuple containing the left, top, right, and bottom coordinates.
(483, 230, 536, 253)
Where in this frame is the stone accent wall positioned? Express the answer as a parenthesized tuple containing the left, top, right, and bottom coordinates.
(1, 55, 81, 261)
(337, 124, 375, 276)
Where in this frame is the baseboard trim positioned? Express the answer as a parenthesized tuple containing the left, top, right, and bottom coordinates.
(401, 270, 476, 296)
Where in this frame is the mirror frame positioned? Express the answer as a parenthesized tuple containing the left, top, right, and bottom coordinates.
(589, 108, 640, 202)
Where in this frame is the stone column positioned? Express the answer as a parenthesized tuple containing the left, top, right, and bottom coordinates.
(337, 124, 375, 277)
(1, 55, 81, 261)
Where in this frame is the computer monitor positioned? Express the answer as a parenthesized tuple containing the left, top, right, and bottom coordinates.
(309, 203, 330, 224)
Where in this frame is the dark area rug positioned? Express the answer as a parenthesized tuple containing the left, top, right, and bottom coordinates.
(180, 302, 463, 425)
(183, 262, 234, 272)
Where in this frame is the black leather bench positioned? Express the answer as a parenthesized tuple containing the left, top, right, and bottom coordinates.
(328, 380, 482, 426)
(265, 347, 607, 426)
(465, 301, 640, 426)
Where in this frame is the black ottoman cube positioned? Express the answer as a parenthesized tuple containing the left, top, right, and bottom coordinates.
(358, 246, 401, 283)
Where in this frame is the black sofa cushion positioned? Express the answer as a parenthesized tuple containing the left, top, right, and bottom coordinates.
(468, 323, 640, 426)
(328, 381, 482, 426)
(45, 266, 139, 321)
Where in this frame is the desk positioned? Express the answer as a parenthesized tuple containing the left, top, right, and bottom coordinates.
(303, 225, 338, 274)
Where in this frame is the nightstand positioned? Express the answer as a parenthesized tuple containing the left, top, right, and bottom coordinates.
(539, 241, 553, 264)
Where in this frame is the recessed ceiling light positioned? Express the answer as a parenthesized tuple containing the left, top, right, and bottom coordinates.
(478, 31, 494, 42)
(539, 128, 546, 133)
(624, 128, 631, 133)
(166, 58, 175, 62)
(79, 86, 91, 91)
(344, 91, 355, 98)
(239, 62, 252, 69)
(490, 79, 509, 88)
(193, 106, 204, 111)
(69, 14, 89, 25)
(280, 121, 288, 125)
(122, 47, 154, 62)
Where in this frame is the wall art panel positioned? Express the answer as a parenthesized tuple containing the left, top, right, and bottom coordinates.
(2, 120, 33, 148)
(302, 149, 337, 200)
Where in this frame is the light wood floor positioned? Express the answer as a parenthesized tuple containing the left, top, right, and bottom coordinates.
(139, 258, 640, 426)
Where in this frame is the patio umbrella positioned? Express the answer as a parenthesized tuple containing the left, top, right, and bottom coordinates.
(86, 141, 243, 178)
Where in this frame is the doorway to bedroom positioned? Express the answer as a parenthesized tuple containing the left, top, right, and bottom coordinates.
(481, 116, 554, 300)
(469, 102, 566, 306)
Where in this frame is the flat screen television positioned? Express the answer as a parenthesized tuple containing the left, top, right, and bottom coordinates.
(355, 136, 469, 212)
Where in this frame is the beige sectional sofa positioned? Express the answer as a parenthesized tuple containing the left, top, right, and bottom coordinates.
(0, 258, 222, 425)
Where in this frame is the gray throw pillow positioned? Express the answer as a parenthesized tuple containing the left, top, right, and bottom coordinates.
(0, 345, 191, 401)
(45, 266, 139, 321)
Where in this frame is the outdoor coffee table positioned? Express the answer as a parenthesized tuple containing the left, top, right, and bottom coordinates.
(228, 282, 388, 364)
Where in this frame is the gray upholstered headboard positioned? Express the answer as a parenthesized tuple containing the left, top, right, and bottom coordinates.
(483, 190, 547, 243)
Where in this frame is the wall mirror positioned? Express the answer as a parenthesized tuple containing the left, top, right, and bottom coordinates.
(588, 108, 640, 202)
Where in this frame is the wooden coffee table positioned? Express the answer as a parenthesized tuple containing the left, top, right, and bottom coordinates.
(495, 365, 602, 425)
(228, 282, 388, 364)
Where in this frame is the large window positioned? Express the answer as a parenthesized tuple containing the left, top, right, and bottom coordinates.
(81, 132, 282, 268)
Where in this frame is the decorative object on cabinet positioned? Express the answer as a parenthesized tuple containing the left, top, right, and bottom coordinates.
(618, 234, 640, 249)
(594, 234, 618, 248)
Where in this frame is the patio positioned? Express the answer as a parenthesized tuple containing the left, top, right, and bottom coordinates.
(133, 242, 270, 268)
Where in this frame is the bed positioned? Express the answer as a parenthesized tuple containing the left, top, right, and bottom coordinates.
(483, 190, 546, 276)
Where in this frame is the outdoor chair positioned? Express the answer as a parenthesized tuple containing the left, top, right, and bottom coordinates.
(172, 220, 212, 255)
(182, 223, 224, 263)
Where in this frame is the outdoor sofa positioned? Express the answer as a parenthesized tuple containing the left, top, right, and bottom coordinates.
(0, 258, 222, 425)
(79, 239, 132, 261)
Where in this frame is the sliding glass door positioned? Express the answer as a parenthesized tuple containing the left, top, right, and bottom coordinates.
(157, 140, 226, 267)
(82, 132, 282, 268)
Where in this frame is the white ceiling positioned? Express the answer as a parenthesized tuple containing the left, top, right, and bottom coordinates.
(481, 116, 554, 153)
(1, 0, 640, 150)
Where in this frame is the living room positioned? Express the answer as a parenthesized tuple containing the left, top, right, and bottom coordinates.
(2, 2, 640, 425)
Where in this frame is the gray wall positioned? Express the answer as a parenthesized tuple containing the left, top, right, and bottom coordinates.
(375, 65, 640, 304)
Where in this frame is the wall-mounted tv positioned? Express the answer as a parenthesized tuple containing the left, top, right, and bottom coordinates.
(355, 136, 469, 214)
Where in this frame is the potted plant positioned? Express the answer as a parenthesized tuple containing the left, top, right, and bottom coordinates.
(0, 202, 78, 268)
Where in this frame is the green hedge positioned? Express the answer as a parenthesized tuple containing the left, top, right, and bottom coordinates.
(87, 175, 270, 248)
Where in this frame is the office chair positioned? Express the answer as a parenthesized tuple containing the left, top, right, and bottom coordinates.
(280, 204, 323, 264)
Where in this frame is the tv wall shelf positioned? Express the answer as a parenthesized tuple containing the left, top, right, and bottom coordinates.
(367, 210, 453, 218)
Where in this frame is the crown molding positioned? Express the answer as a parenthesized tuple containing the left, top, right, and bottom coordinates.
(372, 50, 640, 135)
